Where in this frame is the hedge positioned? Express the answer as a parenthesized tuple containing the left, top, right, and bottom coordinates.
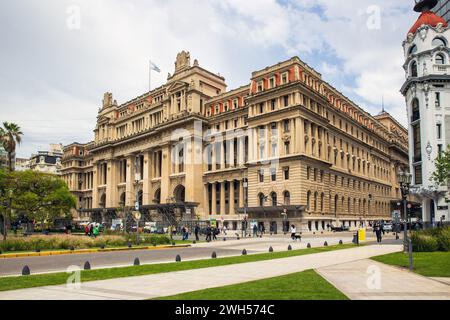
(411, 227, 450, 252)
(0, 234, 171, 252)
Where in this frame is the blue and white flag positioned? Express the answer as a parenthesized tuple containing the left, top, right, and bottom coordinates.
(150, 61, 161, 73)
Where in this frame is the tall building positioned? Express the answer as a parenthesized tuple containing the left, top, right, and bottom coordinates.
(63, 51, 410, 232)
(402, 0, 450, 224)
(434, 0, 450, 23)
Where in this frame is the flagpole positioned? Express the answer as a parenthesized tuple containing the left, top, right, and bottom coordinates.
(149, 60, 152, 92)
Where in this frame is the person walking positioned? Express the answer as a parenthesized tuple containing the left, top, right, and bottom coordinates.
(206, 225, 212, 242)
(181, 226, 187, 241)
(374, 224, 383, 243)
(194, 225, 200, 241)
(93, 225, 99, 238)
(223, 225, 227, 236)
(290, 225, 297, 241)
(253, 224, 258, 237)
(212, 227, 218, 241)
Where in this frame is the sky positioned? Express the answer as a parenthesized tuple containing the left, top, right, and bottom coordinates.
(0, 0, 417, 158)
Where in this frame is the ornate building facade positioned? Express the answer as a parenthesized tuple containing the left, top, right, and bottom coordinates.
(62, 51, 409, 232)
(402, 0, 450, 224)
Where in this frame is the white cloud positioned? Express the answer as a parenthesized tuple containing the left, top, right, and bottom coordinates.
(0, 0, 415, 157)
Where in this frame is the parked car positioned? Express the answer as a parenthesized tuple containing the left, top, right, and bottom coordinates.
(382, 223, 393, 232)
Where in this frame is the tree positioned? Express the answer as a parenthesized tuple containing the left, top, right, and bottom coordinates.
(432, 147, 450, 187)
(0, 122, 23, 172)
(8, 171, 76, 234)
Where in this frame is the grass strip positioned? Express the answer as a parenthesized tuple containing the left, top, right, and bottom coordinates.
(0, 244, 356, 292)
(156, 269, 348, 300)
(372, 251, 450, 277)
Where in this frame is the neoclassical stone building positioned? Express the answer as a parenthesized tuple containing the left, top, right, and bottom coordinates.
(62, 51, 409, 232)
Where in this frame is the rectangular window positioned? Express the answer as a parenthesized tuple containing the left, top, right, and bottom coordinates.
(437, 123, 442, 139)
(435, 92, 441, 108)
(284, 95, 289, 107)
(284, 167, 290, 180)
(271, 169, 277, 182)
(271, 99, 276, 111)
(283, 120, 290, 133)
(259, 169, 264, 183)
(284, 141, 290, 155)
(414, 165, 423, 185)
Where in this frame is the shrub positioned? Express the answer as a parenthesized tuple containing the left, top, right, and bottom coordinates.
(411, 233, 439, 252)
(436, 228, 450, 252)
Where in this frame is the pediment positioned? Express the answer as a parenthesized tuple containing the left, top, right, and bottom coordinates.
(167, 80, 189, 93)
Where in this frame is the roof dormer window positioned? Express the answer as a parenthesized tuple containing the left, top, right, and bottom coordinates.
(408, 45, 417, 55)
(436, 53, 445, 65)
(432, 37, 447, 48)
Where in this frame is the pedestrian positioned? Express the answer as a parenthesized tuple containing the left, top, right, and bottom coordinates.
(253, 224, 258, 237)
(213, 227, 218, 241)
(326, 223, 330, 232)
(206, 225, 212, 242)
(290, 225, 297, 241)
(223, 225, 227, 236)
(194, 225, 200, 241)
(93, 225, 99, 238)
(89, 224, 94, 237)
(374, 224, 382, 243)
(261, 224, 266, 235)
(181, 226, 187, 241)
(84, 225, 89, 236)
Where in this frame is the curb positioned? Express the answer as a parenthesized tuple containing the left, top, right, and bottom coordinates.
(0, 244, 191, 259)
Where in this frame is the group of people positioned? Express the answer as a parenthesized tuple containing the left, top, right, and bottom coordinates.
(205, 225, 220, 242)
(84, 224, 100, 238)
(252, 224, 266, 237)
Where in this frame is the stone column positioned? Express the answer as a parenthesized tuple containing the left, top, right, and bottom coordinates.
(160, 145, 171, 203)
(204, 183, 210, 216)
(220, 181, 226, 216)
(211, 182, 217, 215)
(92, 163, 99, 208)
(125, 156, 134, 207)
(143, 152, 151, 205)
(239, 180, 244, 208)
(230, 180, 235, 215)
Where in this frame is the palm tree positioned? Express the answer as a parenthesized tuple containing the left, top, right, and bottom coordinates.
(0, 122, 23, 172)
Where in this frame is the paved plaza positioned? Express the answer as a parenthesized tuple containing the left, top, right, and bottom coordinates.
(0, 244, 411, 300)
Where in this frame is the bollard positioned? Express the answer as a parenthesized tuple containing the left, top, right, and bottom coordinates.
(242, 249, 247, 256)
(100, 245, 105, 250)
(35, 249, 41, 253)
(223, 238, 227, 242)
(212, 252, 217, 259)
(70, 246, 75, 251)
(84, 261, 91, 270)
(307, 243, 311, 249)
(193, 241, 197, 244)
(22, 265, 31, 276)
(269, 246, 274, 253)
(324, 241, 328, 247)
(237, 237, 240, 240)
(134, 258, 140, 266)
(176, 255, 181, 262)
(128, 243, 132, 248)
(339, 240, 343, 245)
(288, 245, 292, 251)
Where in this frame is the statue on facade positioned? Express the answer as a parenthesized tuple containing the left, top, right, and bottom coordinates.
(174, 51, 191, 73)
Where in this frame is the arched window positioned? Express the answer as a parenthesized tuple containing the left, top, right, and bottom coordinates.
(436, 53, 445, 65)
(408, 45, 417, 55)
(283, 191, 291, 205)
(410, 61, 418, 77)
(432, 37, 447, 47)
(259, 193, 266, 207)
(271, 192, 278, 207)
(412, 98, 420, 122)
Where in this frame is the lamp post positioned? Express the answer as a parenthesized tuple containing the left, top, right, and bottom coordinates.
(397, 171, 413, 267)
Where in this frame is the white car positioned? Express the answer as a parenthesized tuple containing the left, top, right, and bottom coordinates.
(382, 223, 393, 232)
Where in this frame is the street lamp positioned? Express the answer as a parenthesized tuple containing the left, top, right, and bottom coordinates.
(397, 171, 413, 271)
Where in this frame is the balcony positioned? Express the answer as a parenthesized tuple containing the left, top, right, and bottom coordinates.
(433, 64, 450, 75)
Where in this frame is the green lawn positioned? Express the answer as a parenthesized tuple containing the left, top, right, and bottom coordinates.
(156, 270, 348, 300)
(0, 244, 356, 292)
(372, 251, 450, 277)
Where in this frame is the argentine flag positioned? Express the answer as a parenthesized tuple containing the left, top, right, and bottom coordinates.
(150, 61, 161, 73)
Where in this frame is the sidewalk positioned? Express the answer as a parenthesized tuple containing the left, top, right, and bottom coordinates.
(0, 245, 401, 300)
(316, 259, 450, 300)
